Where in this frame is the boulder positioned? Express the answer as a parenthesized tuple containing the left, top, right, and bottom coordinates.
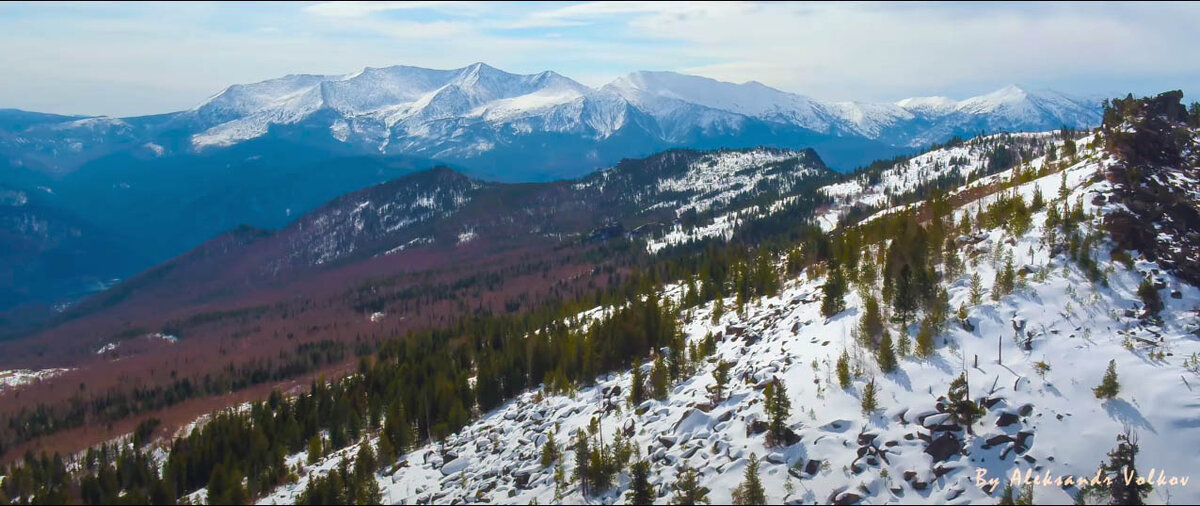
(996, 412, 1020, 427)
(925, 433, 961, 463)
(805, 459, 822, 475)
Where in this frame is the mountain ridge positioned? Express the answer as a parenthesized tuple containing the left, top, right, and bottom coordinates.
(1, 63, 1103, 178)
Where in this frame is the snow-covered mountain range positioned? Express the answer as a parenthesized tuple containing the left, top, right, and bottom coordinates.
(2, 63, 1101, 180)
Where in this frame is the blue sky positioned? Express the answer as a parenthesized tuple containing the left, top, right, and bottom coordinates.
(1, 1, 1197, 116)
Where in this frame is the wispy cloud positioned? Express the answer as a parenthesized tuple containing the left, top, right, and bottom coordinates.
(0, 1, 1195, 116)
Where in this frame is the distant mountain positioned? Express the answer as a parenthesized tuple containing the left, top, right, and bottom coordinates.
(0, 63, 1104, 320)
(47, 147, 832, 344)
(1, 63, 1102, 181)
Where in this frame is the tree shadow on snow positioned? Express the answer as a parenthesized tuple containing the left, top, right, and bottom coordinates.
(1103, 398, 1157, 434)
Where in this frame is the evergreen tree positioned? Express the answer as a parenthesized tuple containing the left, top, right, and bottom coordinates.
(711, 360, 732, 403)
(540, 431, 560, 467)
(859, 293, 884, 345)
(629, 357, 647, 407)
(821, 266, 847, 317)
(650, 354, 670, 400)
(763, 378, 792, 447)
(970, 273, 984, 306)
(993, 254, 1015, 300)
(352, 445, 381, 504)
(915, 317, 935, 358)
(1100, 430, 1152, 505)
(998, 483, 1015, 505)
(375, 433, 395, 472)
(836, 351, 851, 389)
(731, 453, 766, 505)
(946, 373, 983, 434)
(1137, 277, 1163, 316)
(895, 328, 911, 357)
(861, 379, 878, 415)
(711, 297, 724, 325)
(892, 265, 920, 327)
(1016, 483, 1034, 505)
(307, 435, 323, 465)
(207, 464, 229, 505)
(572, 430, 590, 495)
(1093, 359, 1120, 400)
(626, 458, 654, 505)
(877, 331, 898, 373)
(670, 467, 709, 505)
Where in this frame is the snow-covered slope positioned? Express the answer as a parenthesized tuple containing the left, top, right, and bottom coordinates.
(256, 129, 1200, 505)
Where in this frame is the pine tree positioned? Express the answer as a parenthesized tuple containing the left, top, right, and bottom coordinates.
(650, 354, 669, 400)
(836, 351, 851, 389)
(731, 453, 766, 505)
(1099, 430, 1152, 505)
(307, 435, 323, 465)
(572, 430, 590, 495)
(1093, 359, 1120, 400)
(861, 379, 878, 415)
(993, 254, 1015, 300)
(915, 317, 935, 358)
(877, 331, 897, 373)
(892, 265, 920, 327)
(375, 435, 395, 472)
(947, 373, 983, 434)
(629, 357, 647, 407)
(353, 445, 381, 504)
(1016, 483, 1034, 505)
(1137, 277, 1163, 316)
(626, 458, 654, 505)
(763, 378, 792, 447)
(540, 431, 560, 467)
(998, 483, 1015, 504)
(671, 467, 710, 505)
(711, 297, 724, 325)
(207, 464, 229, 505)
(859, 293, 884, 345)
(970, 273, 984, 306)
(821, 266, 847, 317)
(895, 329, 911, 357)
(711, 360, 732, 403)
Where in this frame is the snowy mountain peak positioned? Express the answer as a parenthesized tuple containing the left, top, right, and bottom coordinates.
(5, 62, 1104, 176)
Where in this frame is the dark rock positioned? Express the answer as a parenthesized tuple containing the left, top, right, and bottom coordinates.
(1019, 404, 1034, 417)
(925, 433, 961, 463)
(747, 420, 769, 436)
(996, 412, 1020, 427)
(805, 459, 821, 475)
(512, 471, 531, 489)
(984, 435, 1013, 448)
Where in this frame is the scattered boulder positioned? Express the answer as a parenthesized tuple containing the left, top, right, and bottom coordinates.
(925, 433, 961, 463)
(996, 412, 1020, 427)
(747, 420, 769, 436)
